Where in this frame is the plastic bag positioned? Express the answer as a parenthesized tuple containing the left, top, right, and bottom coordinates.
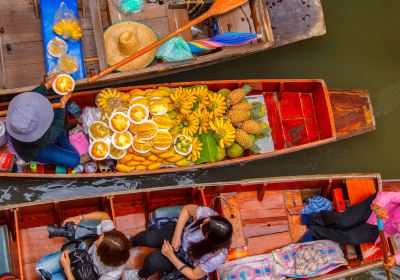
(53, 2, 82, 40)
(156, 37, 193, 62)
(58, 54, 79, 74)
(113, 0, 144, 14)
(81, 107, 102, 133)
(69, 126, 89, 156)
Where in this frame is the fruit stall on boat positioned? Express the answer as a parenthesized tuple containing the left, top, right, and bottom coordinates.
(0, 0, 326, 96)
(0, 79, 375, 178)
(0, 173, 398, 279)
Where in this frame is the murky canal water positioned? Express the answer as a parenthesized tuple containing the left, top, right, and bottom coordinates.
(1, 0, 400, 278)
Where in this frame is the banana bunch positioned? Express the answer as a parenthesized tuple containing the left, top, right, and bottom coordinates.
(187, 137, 203, 162)
(96, 88, 122, 115)
(53, 19, 82, 40)
(170, 87, 196, 115)
(209, 118, 236, 149)
(116, 147, 192, 172)
(176, 114, 199, 137)
(208, 92, 227, 118)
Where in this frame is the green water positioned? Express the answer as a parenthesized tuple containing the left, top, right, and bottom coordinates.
(1, 0, 400, 278)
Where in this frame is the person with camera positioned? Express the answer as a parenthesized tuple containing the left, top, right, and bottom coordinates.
(35, 211, 131, 280)
(126, 204, 233, 280)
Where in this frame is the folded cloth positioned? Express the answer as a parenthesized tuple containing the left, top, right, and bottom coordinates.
(299, 196, 333, 215)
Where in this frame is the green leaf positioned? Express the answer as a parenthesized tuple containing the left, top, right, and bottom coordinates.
(195, 131, 218, 164)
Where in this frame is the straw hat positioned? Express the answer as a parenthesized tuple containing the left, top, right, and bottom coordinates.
(104, 21, 158, 72)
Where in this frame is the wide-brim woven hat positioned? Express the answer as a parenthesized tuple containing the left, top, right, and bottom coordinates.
(104, 21, 158, 72)
(6, 92, 54, 142)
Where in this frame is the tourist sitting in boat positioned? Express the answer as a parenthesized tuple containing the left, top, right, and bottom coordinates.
(5, 76, 80, 168)
(35, 211, 131, 280)
(127, 204, 233, 279)
(301, 191, 399, 269)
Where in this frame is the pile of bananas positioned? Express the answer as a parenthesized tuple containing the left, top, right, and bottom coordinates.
(53, 19, 82, 40)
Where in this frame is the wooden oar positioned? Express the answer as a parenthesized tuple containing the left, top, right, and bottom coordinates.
(87, 0, 249, 83)
(377, 217, 393, 280)
(0, 103, 61, 117)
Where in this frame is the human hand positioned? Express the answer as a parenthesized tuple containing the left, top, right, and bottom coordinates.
(384, 256, 396, 270)
(60, 93, 72, 109)
(44, 75, 58, 89)
(60, 250, 71, 269)
(371, 204, 388, 219)
(161, 240, 175, 259)
(171, 235, 181, 252)
(62, 215, 81, 226)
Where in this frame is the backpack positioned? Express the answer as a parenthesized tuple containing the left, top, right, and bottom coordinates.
(61, 235, 100, 280)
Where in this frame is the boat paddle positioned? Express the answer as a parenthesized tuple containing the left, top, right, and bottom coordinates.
(87, 0, 249, 83)
(377, 217, 393, 280)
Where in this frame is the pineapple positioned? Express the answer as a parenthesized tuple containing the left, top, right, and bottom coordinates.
(227, 84, 253, 106)
(240, 120, 265, 134)
(235, 129, 254, 149)
(232, 102, 252, 111)
(236, 129, 261, 154)
(229, 109, 250, 125)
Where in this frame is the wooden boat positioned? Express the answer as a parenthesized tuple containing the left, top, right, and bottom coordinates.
(0, 79, 375, 179)
(0, 173, 397, 279)
(0, 0, 326, 96)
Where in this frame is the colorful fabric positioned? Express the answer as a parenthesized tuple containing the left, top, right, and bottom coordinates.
(218, 240, 347, 280)
(366, 191, 400, 264)
(188, 32, 258, 54)
(299, 196, 333, 215)
(294, 245, 328, 275)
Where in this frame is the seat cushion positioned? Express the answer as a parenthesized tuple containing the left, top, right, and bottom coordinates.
(154, 206, 184, 219)
(0, 225, 11, 274)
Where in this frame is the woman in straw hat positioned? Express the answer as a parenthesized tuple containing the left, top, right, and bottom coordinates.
(6, 76, 80, 168)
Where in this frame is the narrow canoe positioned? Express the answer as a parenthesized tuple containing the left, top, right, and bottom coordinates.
(0, 173, 395, 279)
(0, 79, 375, 179)
(0, 0, 325, 96)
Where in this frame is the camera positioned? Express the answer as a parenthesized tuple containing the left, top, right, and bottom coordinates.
(47, 222, 76, 241)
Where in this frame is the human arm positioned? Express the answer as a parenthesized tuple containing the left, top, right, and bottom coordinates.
(32, 75, 57, 96)
(171, 204, 199, 251)
(162, 240, 207, 279)
(372, 192, 400, 210)
(60, 251, 75, 280)
(63, 211, 112, 225)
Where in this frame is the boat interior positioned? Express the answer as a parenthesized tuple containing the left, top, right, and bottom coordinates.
(0, 80, 336, 176)
(0, 0, 273, 91)
(0, 174, 387, 279)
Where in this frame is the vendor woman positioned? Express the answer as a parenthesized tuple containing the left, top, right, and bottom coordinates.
(6, 76, 80, 168)
(301, 191, 400, 269)
(127, 204, 233, 279)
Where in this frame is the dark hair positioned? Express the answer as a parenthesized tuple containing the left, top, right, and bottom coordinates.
(96, 230, 131, 267)
(187, 216, 233, 260)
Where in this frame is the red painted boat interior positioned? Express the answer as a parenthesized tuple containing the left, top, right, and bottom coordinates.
(0, 175, 386, 279)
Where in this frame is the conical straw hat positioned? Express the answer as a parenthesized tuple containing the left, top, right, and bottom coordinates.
(104, 21, 158, 72)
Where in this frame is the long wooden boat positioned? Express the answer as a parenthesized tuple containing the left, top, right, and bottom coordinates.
(0, 173, 397, 279)
(0, 79, 375, 179)
(0, 0, 326, 96)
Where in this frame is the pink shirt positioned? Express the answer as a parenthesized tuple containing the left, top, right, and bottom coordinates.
(367, 191, 400, 264)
